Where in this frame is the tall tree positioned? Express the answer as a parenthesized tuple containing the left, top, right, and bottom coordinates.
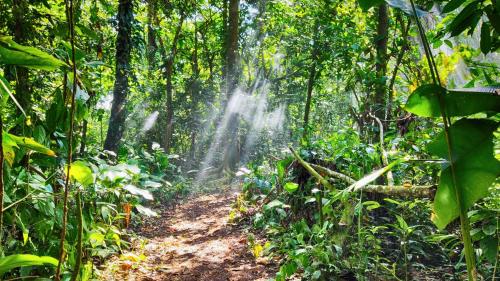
(222, 0, 240, 171)
(188, 18, 201, 162)
(10, 0, 30, 119)
(373, 3, 389, 125)
(159, 11, 185, 153)
(302, 22, 320, 140)
(225, 0, 239, 96)
(146, 0, 158, 76)
(103, 0, 134, 153)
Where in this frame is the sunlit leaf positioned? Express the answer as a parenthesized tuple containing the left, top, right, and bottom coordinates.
(348, 158, 407, 191)
(135, 205, 158, 217)
(0, 254, 58, 275)
(65, 160, 94, 186)
(2, 133, 18, 166)
(123, 184, 153, 200)
(266, 200, 285, 209)
(0, 36, 68, 71)
(8, 133, 56, 156)
(404, 84, 500, 117)
(363, 200, 381, 210)
(277, 157, 293, 182)
(429, 119, 500, 229)
(284, 182, 299, 193)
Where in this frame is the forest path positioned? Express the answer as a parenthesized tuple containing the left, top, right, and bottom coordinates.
(101, 190, 274, 281)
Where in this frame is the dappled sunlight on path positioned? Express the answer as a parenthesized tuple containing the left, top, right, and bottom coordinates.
(101, 192, 274, 281)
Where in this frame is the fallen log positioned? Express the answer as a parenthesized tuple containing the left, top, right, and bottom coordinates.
(290, 147, 436, 197)
(289, 147, 335, 191)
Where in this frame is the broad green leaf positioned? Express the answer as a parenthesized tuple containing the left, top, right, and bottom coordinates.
(2, 133, 18, 166)
(348, 158, 407, 191)
(88, 232, 105, 248)
(485, 4, 500, 34)
(358, 0, 384, 11)
(0, 37, 68, 71)
(266, 199, 285, 209)
(284, 182, 299, 193)
(480, 22, 492, 54)
(429, 119, 500, 229)
(0, 254, 58, 275)
(480, 236, 499, 263)
(404, 84, 500, 117)
(135, 205, 158, 217)
(396, 215, 409, 230)
(362, 200, 381, 210)
(123, 184, 153, 200)
(277, 157, 293, 182)
(8, 133, 56, 156)
(447, 1, 480, 36)
(65, 160, 94, 186)
(442, 0, 464, 13)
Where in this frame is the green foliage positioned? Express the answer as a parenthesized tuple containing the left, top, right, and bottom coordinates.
(0, 254, 58, 275)
(2, 132, 56, 165)
(66, 161, 94, 186)
(0, 0, 498, 279)
(284, 182, 299, 193)
(440, 0, 500, 54)
(428, 119, 500, 229)
(357, 0, 385, 11)
(0, 36, 68, 71)
(348, 158, 407, 191)
(404, 84, 500, 117)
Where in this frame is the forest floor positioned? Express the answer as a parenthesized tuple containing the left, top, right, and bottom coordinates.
(100, 189, 275, 281)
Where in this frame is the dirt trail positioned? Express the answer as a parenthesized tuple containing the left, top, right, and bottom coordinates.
(101, 191, 274, 281)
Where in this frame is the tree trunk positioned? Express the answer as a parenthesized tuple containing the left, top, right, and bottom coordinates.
(11, 0, 30, 118)
(302, 59, 317, 139)
(162, 14, 185, 153)
(147, 0, 157, 75)
(103, 0, 134, 153)
(189, 22, 200, 163)
(0, 114, 4, 241)
(302, 23, 320, 140)
(221, 0, 229, 98)
(373, 3, 389, 125)
(223, 0, 240, 171)
(226, 0, 239, 96)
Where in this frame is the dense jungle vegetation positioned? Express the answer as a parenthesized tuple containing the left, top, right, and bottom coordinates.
(0, 0, 499, 280)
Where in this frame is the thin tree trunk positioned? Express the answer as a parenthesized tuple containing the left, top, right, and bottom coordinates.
(147, 0, 158, 75)
(386, 16, 410, 121)
(79, 119, 88, 156)
(302, 23, 320, 140)
(11, 0, 30, 120)
(302, 59, 317, 139)
(189, 21, 200, 162)
(0, 114, 4, 243)
(103, 0, 134, 153)
(374, 3, 389, 125)
(162, 14, 185, 153)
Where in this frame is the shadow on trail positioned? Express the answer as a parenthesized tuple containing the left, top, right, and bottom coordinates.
(101, 192, 275, 281)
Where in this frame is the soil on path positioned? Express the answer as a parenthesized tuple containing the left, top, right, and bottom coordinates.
(101, 191, 275, 281)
